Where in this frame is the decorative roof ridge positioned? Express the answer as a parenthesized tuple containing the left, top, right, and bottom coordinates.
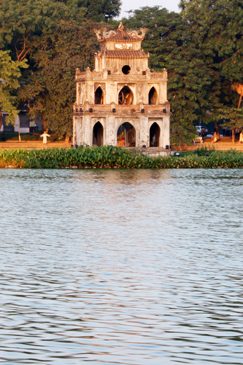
(94, 22, 148, 42)
(103, 50, 149, 58)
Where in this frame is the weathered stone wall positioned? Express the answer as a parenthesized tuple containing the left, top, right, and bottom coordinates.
(73, 114, 170, 149)
(75, 69, 168, 106)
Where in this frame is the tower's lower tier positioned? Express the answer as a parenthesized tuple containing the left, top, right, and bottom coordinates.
(73, 113, 170, 149)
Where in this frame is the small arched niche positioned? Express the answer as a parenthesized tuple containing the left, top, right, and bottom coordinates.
(119, 86, 133, 105)
(149, 87, 158, 105)
(93, 122, 103, 146)
(150, 122, 160, 147)
(117, 122, 136, 147)
(95, 87, 104, 104)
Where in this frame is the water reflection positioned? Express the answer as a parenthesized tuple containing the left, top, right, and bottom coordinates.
(0, 169, 243, 364)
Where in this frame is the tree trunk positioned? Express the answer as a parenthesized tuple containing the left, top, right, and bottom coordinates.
(41, 116, 45, 131)
(0, 111, 3, 132)
(235, 92, 243, 143)
(238, 93, 243, 109)
(18, 115, 21, 142)
(215, 122, 220, 141)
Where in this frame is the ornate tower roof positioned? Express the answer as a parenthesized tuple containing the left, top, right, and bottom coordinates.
(94, 22, 149, 61)
(95, 22, 148, 43)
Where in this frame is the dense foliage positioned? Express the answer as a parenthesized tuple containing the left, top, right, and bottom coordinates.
(0, 51, 27, 126)
(0, 0, 119, 136)
(1, 146, 243, 169)
(123, 7, 213, 144)
(124, 1, 243, 143)
(179, 0, 243, 127)
(19, 21, 98, 135)
(0, 0, 120, 60)
(0, 0, 243, 143)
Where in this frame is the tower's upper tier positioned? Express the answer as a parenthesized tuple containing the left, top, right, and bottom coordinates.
(94, 23, 149, 73)
(94, 22, 148, 56)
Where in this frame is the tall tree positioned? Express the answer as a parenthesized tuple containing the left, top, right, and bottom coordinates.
(0, 0, 87, 62)
(123, 7, 213, 144)
(125, 2, 243, 143)
(0, 51, 28, 128)
(179, 0, 243, 123)
(60, 0, 121, 22)
(0, 0, 120, 62)
(19, 21, 98, 136)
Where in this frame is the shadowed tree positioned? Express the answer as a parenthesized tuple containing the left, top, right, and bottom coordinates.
(61, 0, 121, 22)
(19, 21, 98, 136)
(123, 6, 213, 145)
(180, 0, 243, 133)
(0, 0, 120, 62)
(0, 51, 28, 129)
(0, 0, 87, 61)
(0, 0, 121, 136)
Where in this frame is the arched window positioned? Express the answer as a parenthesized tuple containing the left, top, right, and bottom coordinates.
(95, 87, 104, 104)
(149, 87, 157, 105)
(119, 86, 133, 105)
(150, 122, 160, 147)
(93, 122, 103, 146)
(117, 122, 136, 147)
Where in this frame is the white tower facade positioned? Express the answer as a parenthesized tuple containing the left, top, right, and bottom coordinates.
(73, 23, 170, 150)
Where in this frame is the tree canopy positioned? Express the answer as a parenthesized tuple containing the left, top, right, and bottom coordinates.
(123, 1, 243, 143)
(1, 0, 242, 142)
(0, 51, 28, 125)
(0, 0, 119, 136)
(19, 21, 98, 136)
(0, 0, 120, 61)
(123, 7, 213, 144)
(180, 0, 243, 116)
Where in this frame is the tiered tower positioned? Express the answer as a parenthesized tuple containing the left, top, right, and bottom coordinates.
(73, 23, 170, 149)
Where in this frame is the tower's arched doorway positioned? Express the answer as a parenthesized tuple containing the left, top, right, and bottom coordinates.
(150, 123, 160, 147)
(119, 86, 133, 105)
(95, 87, 104, 104)
(117, 122, 136, 147)
(93, 122, 103, 146)
(149, 87, 158, 105)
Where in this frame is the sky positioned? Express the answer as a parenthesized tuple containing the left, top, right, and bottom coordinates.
(119, 0, 180, 18)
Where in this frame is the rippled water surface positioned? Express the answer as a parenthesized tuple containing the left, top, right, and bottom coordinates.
(0, 169, 243, 364)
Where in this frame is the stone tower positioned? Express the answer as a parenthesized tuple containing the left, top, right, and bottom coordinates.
(73, 23, 170, 150)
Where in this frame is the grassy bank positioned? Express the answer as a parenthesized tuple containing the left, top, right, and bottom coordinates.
(1, 146, 243, 169)
(1, 132, 64, 142)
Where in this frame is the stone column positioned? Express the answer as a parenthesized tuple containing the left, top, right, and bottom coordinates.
(73, 116, 77, 146)
(139, 116, 149, 148)
(86, 82, 94, 104)
(76, 117, 80, 146)
(162, 115, 170, 148)
(77, 83, 82, 105)
(106, 115, 116, 146)
(159, 81, 167, 104)
(83, 115, 92, 146)
(106, 82, 117, 104)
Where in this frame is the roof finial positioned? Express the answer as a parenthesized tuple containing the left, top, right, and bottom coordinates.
(118, 22, 124, 32)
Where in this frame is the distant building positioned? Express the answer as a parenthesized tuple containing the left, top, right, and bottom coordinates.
(0, 110, 42, 133)
(73, 23, 170, 150)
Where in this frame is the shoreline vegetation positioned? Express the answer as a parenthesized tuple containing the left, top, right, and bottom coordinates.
(1, 146, 243, 169)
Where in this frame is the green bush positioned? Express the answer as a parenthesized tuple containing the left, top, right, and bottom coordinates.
(1, 146, 243, 169)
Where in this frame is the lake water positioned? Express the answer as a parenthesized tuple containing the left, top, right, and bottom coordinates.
(0, 169, 243, 365)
